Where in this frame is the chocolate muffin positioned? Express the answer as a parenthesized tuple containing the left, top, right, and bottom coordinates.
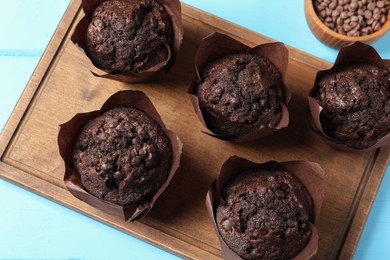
(196, 53, 286, 137)
(313, 63, 390, 149)
(216, 169, 313, 260)
(73, 106, 172, 206)
(84, 0, 173, 73)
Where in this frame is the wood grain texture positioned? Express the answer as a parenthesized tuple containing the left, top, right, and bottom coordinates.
(0, 1, 389, 259)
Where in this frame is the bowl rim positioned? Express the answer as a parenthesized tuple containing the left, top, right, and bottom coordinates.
(305, 0, 390, 41)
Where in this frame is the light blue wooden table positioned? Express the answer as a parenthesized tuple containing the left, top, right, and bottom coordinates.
(0, 0, 389, 259)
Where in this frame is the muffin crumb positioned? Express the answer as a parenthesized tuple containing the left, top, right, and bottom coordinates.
(196, 53, 285, 137)
(216, 169, 313, 260)
(85, 0, 173, 73)
(313, 63, 390, 149)
(73, 106, 172, 205)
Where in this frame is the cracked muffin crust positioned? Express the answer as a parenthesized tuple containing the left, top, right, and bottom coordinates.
(313, 63, 390, 149)
(73, 106, 172, 206)
(85, 0, 173, 73)
(216, 169, 313, 260)
(196, 53, 286, 138)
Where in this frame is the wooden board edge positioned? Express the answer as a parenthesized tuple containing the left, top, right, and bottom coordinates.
(0, 161, 221, 260)
(0, 0, 81, 156)
(181, 3, 332, 70)
(338, 147, 390, 259)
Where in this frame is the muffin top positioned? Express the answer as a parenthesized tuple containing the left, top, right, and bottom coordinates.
(85, 0, 172, 73)
(313, 63, 390, 149)
(196, 53, 285, 137)
(73, 106, 172, 205)
(216, 169, 313, 260)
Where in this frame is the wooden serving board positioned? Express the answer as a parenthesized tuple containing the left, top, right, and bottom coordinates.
(0, 0, 389, 259)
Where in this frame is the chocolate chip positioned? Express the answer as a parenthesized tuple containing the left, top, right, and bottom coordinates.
(93, 19, 103, 28)
(325, 16, 333, 22)
(136, 126, 146, 136)
(364, 10, 372, 19)
(367, 2, 376, 11)
(222, 219, 232, 231)
(287, 219, 298, 227)
(314, 0, 389, 36)
(98, 132, 107, 140)
(332, 9, 340, 16)
(138, 148, 147, 159)
(349, 2, 358, 11)
(131, 157, 141, 167)
(259, 227, 270, 236)
(373, 7, 381, 14)
(214, 87, 222, 95)
(341, 11, 349, 18)
(147, 152, 158, 162)
(101, 163, 112, 173)
(343, 23, 352, 31)
(132, 136, 141, 145)
(260, 98, 267, 107)
(130, 148, 138, 157)
(148, 143, 157, 153)
(380, 15, 386, 24)
(267, 176, 275, 182)
(113, 171, 123, 179)
(373, 12, 381, 20)
(351, 15, 359, 21)
(229, 97, 241, 108)
(115, 124, 124, 131)
(374, 22, 381, 31)
(105, 119, 119, 128)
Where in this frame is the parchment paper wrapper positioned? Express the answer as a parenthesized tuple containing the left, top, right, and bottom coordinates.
(206, 156, 325, 260)
(58, 90, 183, 221)
(71, 0, 184, 83)
(188, 32, 291, 142)
(308, 42, 390, 151)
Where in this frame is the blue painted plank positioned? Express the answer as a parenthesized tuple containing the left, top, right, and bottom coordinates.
(0, 0, 70, 52)
(0, 179, 179, 260)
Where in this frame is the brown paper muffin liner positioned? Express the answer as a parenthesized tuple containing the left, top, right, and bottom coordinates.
(71, 0, 184, 83)
(188, 32, 291, 142)
(58, 90, 183, 221)
(308, 41, 390, 151)
(206, 156, 325, 260)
